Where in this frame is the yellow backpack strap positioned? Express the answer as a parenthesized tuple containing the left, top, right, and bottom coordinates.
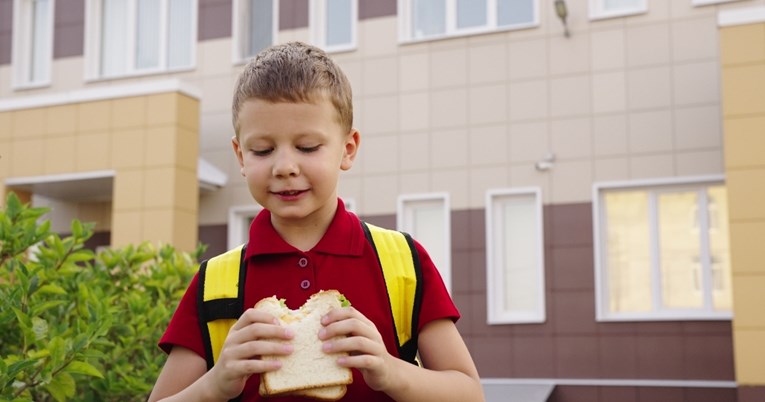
(361, 222, 423, 365)
(197, 244, 247, 370)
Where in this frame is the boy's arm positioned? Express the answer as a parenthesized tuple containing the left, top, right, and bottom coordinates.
(147, 346, 220, 402)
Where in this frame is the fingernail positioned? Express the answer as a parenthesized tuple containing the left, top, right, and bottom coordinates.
(284, 328, 294, 338)
(323, 342, 332, 352)
(321, 315, 328, 325)
(283, 344, 294, 353)
(318, 328, 326, 339)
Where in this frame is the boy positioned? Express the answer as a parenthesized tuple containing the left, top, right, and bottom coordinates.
(148, 41, 484, 402)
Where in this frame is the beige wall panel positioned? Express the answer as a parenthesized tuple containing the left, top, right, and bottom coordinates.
(111, 129, 146, 169)
(111, 210, 143, 247)
(361, 95, 399, 135)
(720, 23, 765, 65)
(363, 56, 398, 96)
(629, 154, 674, 179)
(13, 108, 45, 138)
(145, 126, 178, 167)
(362, 174, 398, 215)
(177, 127, 200, 171)
(722, 64, 765, 116)
(592, 115, 629, 157)
(0, 66, 10, 99)
(432, 169, 469, 209)
(508, 80, 548, 121)
(468, 43, 507, 84)
(336, 59, 363, 97)
(626, 24, 671, 67)
(469, 166, 510, 208)
(398, 52, 429, 92)
(430, 48, 468, 89)
(147, 93, 179, 127)
(43, 136, 77, 174)
(592, 71, 627, 114)
(11, 138, 45, 176)
(140, 209, 174, 244)
(400, 172, 431, 195)
(672, 16, 719, 62)
(175, 168, 199, 213)
(359, 17, 398, 57)
(675, 105, 722, 150)
(550, 35, 590, 76)
(733, 329, 765, 385)
(398, 131, 430, 171)
(469, 84, 507, 125)
(430, 88, 468, 128)
(198, 187, 234, 225)
(199, 75, 234, 114)
(594, 157, 630, 181)
(673, 61, 720, 106)
(469, 125, 509, 166)
(75, 132, 111, 172)
(361, 135, 399, 174)
(197, 39, 232, 76)
(399, 92, 429, 131)
(143, 167, 176, 209)
(724, 116, 765, 169)
(551, 160, 593, 203)
(727, 169, 765, 221)
(79, 201, 112, 232)
(627, 66, 672, 110)
(507, 39, 548, 80)
(550, 75, 591, 117)
(431, 128, 468, 168)
(0, 112, 11, 140)
(111, 97, 147, 130)
(45, 105, 78, 136)
(51, 58, 85, 92)
(676, 150, 724, 176)
(172, 209, 198, 251)
(0, 140, 10, 174)
(113, 169, 144, 211)
(590, 29, 626, 71)
(77, 101, 111, 132)
(551, 118, 592, 159)
(509, 121, 549, 163)
(629, 110, 673, 153)
(509, 164, 551, 202)
(729, 221, 765, 275)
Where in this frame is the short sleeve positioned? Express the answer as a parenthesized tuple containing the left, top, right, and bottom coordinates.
(412, 239, 460, 331)
(158, 272, 206, 359)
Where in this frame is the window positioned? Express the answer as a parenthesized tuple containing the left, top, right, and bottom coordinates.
(85, 0, 196, 79)
(12, 0, 54, 88)
(228, 205, 262, 248)
(233, 0, 278, 63)
(692, 0, 744, 5)
(589, 0, 646, 20)
(486, 188, 545, 324)
(397, 193, 451, 293)
(310, 0, 357, 52)
(399, 0, 538, 42)
(593, 177, 732, 321)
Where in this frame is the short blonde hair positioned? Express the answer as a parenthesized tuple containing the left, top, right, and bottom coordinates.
(232, 41, 353, 136)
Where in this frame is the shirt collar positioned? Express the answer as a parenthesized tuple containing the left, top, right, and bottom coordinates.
(244, 198, 365, 259)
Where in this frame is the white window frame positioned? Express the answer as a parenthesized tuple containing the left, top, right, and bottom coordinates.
(232, 0, 279, 64)
(83, 0, 197, 81)
(397, 0, 539, 43)
(486, 188, 546, 325)
(12, 0, 55, 89)
(693, 0, 743, 6)
(309, 0, 358, 53)
(589, 0, 647, 20)
(228, 204, 262, 249)
(397, 193, 451, 293)
(593, 175, 732, 322)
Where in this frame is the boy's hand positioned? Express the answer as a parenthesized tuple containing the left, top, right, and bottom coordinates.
(209, 308, 294, 400)
(318, 307, 398, 392)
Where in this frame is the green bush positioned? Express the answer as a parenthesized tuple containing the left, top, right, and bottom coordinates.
(0, 193, 199, 401)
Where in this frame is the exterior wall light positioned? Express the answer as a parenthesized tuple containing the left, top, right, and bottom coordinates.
(554, 0, 570, 38)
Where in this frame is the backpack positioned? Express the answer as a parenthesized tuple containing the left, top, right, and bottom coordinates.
(197, 221, 423, 371)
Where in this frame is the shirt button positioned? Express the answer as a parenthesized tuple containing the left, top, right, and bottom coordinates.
(298, 257, 308, 268)
(300, 279, 311, 289)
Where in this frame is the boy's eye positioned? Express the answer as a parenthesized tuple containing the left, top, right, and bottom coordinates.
(297, 145, 320, 153)
(252, 148, 272, 156)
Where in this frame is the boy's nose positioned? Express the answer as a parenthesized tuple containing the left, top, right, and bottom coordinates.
(272, 150, 300, 177)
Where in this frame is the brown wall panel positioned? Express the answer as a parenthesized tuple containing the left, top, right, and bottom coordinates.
(54, 0, 84, 58)
(359, 0, 396, 20)
(0, 0, 12, 65)
(198, 223, 228, 261)
(198, 0, 231, 41)
(279, 0, 308, 31)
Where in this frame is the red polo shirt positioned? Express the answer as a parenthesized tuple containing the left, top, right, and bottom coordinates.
(159, 199, 459, 401)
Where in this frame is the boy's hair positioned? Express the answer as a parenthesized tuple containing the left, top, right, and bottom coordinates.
(232, 41, 353, 136)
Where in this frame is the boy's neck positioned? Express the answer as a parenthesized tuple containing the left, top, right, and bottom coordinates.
(270, 200, 338, 252)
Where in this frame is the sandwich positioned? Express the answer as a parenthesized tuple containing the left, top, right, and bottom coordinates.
(255, 290, 353, 400)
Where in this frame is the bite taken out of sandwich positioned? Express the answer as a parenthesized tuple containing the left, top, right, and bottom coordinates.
(254, 290, 353, 400)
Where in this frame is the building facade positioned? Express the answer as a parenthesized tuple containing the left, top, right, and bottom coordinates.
(1, 0, 764, 401)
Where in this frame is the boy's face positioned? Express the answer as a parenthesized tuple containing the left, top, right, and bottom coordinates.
(232, 96, 359, 227)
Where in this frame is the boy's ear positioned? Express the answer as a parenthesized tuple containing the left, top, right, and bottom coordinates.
(341, 129, 360, 171)
(231, 136, 245, 175)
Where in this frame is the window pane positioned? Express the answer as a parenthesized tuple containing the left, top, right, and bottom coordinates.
(501, 196, 540, 313)
(603, 0, 641, 11)
(411, 203, 447, 276)
(604, 191, 652, 313)
(412, 0, 445, 39)
(248, 0, 273, 57)
(101, 0, 129, 76)
(326, 0, 352, 47)
(457, 0, 486, 29)
(136, 0, 161, 69)
(497, 0, 534, 26)
(708, 186, 732, 310)
(658, 191, 702, 309)
(30, 0, 51, 82)
(168, 0, 193, 68)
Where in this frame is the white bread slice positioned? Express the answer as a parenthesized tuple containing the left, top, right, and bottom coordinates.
(258, 381, 347, 401)
(255, 290, 353, 397)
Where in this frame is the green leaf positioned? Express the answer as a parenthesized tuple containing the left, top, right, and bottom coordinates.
(31, 317, 48, 341)
(64, 361, 104, 379)
(36, 284, 67, 296)
(45, 372, 75, 402)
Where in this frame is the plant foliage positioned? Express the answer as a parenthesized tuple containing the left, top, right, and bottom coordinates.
(0, 193, 200, 401)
